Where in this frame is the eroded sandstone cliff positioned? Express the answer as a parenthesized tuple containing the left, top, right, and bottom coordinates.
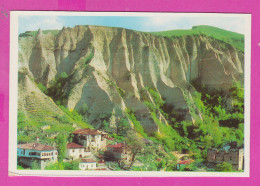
(18, 25, 244, 134)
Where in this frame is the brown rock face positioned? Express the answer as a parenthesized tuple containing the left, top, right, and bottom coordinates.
(18, 25, 244, 134)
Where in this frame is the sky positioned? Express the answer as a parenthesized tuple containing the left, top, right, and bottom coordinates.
(18, 14, 246, 34)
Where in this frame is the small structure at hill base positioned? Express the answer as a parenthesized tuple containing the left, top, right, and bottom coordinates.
(79, 158, 97, 170)
(17, 142, 58, 169)
(207, 142, 244, 170)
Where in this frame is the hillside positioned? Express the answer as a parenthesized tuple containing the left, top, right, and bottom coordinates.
(17, 25, 244, 154)
(150, 25, 244, 52)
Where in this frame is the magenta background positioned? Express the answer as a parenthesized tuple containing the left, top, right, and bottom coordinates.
(0, 0, 259, 185)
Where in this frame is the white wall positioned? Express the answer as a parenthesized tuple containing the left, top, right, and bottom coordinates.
(79, 162, 96, 170)
(17, 148, 58, 161)
(66, 148, 85, 159)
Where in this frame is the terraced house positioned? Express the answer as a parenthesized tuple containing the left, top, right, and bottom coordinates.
(17, 143, 58, 169)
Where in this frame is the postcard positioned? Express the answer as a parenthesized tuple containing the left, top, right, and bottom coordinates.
(9, 11, 251, 177)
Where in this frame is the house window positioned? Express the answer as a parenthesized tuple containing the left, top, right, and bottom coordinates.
(230, 157, 232, 160)
(72, 149, 75, 152)
(213, 155, 216, 160)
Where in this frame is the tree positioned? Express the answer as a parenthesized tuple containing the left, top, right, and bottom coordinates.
(117, 118, 130, 136)
(56, 134, 67, 162)
(215, 162, 234, 172)
(118, 131, 145, 170)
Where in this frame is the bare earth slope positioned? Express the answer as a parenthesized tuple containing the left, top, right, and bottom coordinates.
(18, 25, 244, 134)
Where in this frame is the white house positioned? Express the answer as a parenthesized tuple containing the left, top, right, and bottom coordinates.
(17, 143, 58, 169)
(73, 129, 107, 151)
(79, 158, 97, 170)
(66, 142, 91, 160)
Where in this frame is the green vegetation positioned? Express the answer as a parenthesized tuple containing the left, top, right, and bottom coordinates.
(45, 161, 79, 170)
(215, 162, 234, 172)
(17, 165, 25, 170)
(56, 134, 67, 162)
(37, 83, 47, 94)
(97, 70, 126, 97)
(59, 105, 93, 129)
(150, 25, 244, 51)
(31, 160, 41, 170)
(85, 52, 94, 65)
(17, 103, 92, 145)
(125, 108, 147, 137)
(116, 118, 131, 137)
(141, 81, 244, 166)
(19, 30, 60, 37)
(47, 72, 70, 105)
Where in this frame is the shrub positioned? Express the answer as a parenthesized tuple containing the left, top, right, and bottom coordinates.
(37, 83, 47, 94)
(215, 162, 234, 172)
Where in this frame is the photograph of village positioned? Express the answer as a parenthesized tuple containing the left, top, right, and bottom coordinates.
(15, 13, 248, 173)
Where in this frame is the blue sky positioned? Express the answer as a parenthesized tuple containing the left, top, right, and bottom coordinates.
(18, 15, 246, 34)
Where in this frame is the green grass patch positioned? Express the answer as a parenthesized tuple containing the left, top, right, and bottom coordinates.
(150, 25, 244, 52)
(125, 108, 147, 137)
(19, 30, 60, 37)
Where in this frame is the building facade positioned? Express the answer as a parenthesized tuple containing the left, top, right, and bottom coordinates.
(17, 143, 58, 169)
(207, 147, 244, 170)
(79, 158, 97, 170)
(66, 142, 91, 160)
(73, 129, 107, 151)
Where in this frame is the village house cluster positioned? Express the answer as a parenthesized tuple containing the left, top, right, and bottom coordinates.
(17, 128, 131, 170)
(17, 128, 245, 171)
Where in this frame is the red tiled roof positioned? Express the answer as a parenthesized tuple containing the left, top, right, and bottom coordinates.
(98, 161, 105, 164)
(73, 128, 102, 135)
(18, 143, 54, 151)
(81, 158, 96, 163)
(177, 159, 194, 165)
(107, 143, 124, 148)
(66, 142, 84, 149)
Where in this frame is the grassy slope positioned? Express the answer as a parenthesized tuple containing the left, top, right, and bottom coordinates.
(150, 25, 244, 52)
(19, 30, 60, 37)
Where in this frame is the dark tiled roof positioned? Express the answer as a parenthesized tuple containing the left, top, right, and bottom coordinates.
(73, 128, 103, 135)
(81, 158, 96, 163)
(18, 143, 54, 151)
(66, 142, 84, 149)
